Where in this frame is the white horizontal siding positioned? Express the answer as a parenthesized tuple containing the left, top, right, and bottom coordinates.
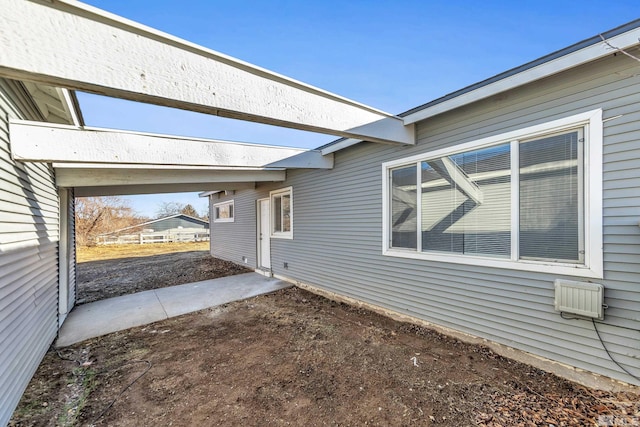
(68, 189, 76, 313)
(210, 190, 255, 266)
(0, 80, 60, 426)
(209, 182, 289, 268)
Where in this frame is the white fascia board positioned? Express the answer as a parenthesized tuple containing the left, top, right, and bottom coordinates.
(10, 120, 332, 169)
(51, 162, 285, 171)
(75, 182, 256, 197)
(0, 0, 413, 145)
(55, 167, 285, 187)
(198, 191, 221, 198)
(403, 27, 640, 125)
(320, 138, 362, 155)
(58, 88, 82, 126)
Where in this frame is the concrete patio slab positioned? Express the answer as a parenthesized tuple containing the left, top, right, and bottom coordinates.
(56, 273, 290, 347)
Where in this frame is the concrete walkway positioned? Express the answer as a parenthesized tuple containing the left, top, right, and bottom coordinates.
(56, 273, 290, 347)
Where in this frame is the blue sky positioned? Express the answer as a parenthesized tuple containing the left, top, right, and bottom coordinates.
(77, 0, 639, 217)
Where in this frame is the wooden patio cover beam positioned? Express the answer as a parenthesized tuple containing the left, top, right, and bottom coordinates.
(10, 120, 334, 169)
(0, 0, 414, 146)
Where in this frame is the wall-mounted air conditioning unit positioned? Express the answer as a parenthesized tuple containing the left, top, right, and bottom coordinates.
(554, 279, 605, 320)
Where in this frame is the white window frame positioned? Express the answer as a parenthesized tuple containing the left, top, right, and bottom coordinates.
(213, 200, 234, 223)
(382, 109, 603, 278)
(270, 186, 293, 239)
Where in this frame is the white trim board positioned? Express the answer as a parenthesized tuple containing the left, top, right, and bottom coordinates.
(55, 167, 285, 188)
(74, 182, 256, 197)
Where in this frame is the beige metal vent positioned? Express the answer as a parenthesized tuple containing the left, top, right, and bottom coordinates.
(554, 279, 604, 320)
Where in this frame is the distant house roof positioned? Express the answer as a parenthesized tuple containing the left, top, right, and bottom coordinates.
(99, 214, 209, 236)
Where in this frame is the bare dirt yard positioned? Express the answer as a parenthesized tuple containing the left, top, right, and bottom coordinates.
(10, 244, 640, 426)
(76, 242, 251, 303)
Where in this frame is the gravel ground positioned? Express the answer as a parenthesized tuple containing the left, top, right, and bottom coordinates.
(11, 287, 640, 426)
(8, 244, 640, 426)
(76, 248, 251, 304)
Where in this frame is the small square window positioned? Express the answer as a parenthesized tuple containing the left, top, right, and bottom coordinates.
(213, 200, 234, 223)
(270, 187, 293, 239)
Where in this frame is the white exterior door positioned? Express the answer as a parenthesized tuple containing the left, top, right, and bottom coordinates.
(258, 199, 271, 269)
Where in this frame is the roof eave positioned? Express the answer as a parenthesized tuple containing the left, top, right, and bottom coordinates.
(401, 19, 640, 125)
(316, 19, 640, 154)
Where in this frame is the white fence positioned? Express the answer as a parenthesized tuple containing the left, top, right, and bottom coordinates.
(98, 228, 210, 245)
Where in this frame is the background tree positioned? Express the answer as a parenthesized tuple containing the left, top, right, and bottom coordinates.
(180, 204, 198, 217)
(155, 201, 206, 219)
(75, 196, 143, 246)
(155, 201, 184, 218)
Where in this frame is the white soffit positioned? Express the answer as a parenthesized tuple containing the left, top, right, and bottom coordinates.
(402, 26, 640, 125)
(20, 82, 81, 126)
(0, 0, 413, 146)
(54, 167, 285, 187)
(74, 182, 257, 197)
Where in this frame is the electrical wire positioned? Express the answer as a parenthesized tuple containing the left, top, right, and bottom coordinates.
(92, 359, 152, 424)
(594, 321, 640, 333)
(599, 34, 640, 63)
(560, 312, 640, 332)
(559, 313, 640, 383)
(592, 318, 640, 384)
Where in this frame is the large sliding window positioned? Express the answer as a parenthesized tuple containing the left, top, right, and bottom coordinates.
(383, 110, 603, 278)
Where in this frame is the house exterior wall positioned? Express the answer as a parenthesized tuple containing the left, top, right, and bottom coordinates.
(211, 50, 640, 385)
(146, 216, 208, 232)
(68, 190, 76, 312)
(209, 186, 280, 266)
(0, 80, 61, 424)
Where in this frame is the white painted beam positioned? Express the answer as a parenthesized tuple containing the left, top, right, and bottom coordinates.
(55, 167, 285, 188)
(73, 182, 257, 197)
(0, 0, 413, 145)
(10, 121, 333, 169)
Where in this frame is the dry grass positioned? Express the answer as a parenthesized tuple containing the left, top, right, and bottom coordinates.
(77, 241, 210, 263)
